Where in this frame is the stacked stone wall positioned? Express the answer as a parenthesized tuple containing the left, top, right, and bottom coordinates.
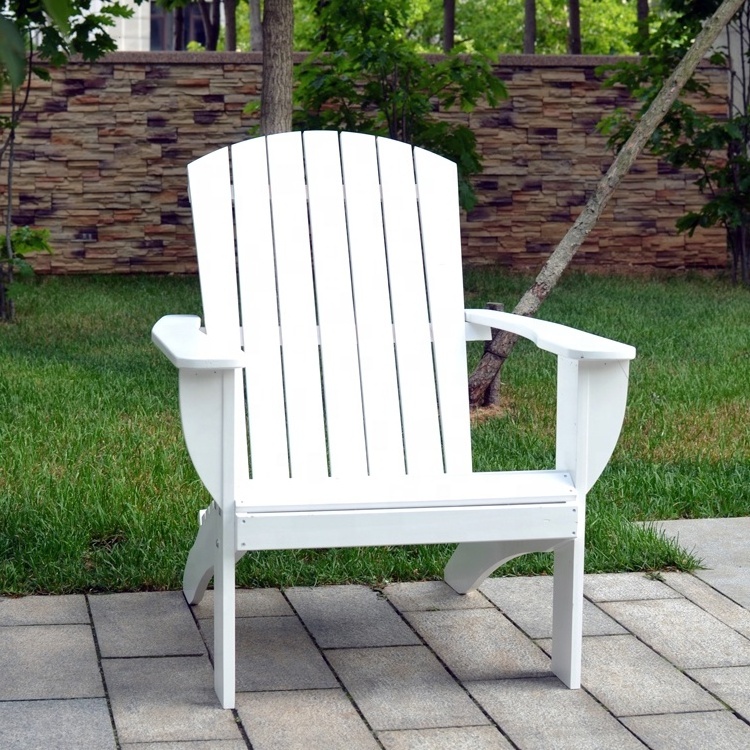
(0, 52, 728, 273)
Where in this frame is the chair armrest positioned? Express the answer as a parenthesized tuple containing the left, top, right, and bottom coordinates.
(152, 315, 247, 369)
(464, 309, 635, 361)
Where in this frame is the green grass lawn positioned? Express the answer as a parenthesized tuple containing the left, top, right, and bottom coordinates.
(0, 271, 748, 595)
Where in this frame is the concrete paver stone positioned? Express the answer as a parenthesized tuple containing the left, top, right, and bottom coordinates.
(124, 743, 249, 750)
(0, 624, 104, 700)
(103, 656, 242, 744)
(480, 577, 626, 638)
(326, 645, 489, 731)
(404, 608, 551, 681)
(467, 677, 648, 750)
(201, 615, 339, 692)
(0, 698, 115, 750)
(583, 572, 683, 602)
(600, 598, 750, 669)
(285, 585, 421, 648)
(695, 567, 750, 610)
(687, 666, 750, 724)
(0, 594, 89, 626)
(661, 572, 750, 639)
(90, 591, 206, 657)
(236, 689, 379, 750)
(191, 588, 292, 619)
(575, 635, 721, 716)
(622, 710, 750, 750)
(377, 726, 515, 749)
(654, 518, 750, 569)
(383, 581, 493, 612)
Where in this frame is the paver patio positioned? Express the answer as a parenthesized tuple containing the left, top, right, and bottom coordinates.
(1, 518, 749, 749)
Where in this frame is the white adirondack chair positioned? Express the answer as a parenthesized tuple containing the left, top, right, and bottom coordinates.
(152, 131, 635, 710)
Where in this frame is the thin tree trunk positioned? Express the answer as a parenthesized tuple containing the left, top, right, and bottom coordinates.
(523, 0, 536, 54)
(224, 0, 237, 50)
(637, 0, 650, 43)
(250, 0, 263, 51)
(568, 0, 581, 54)
(443, 0, 455, 53)
(260, 0, 294, 135)
(197, 0, 220, 49)
(468, 0, 747, 407)
(174, 5, 185, 50)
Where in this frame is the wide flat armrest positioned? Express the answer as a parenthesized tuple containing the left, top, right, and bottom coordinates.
(465, 309, 636, 361)
(152, 315, 247, 369)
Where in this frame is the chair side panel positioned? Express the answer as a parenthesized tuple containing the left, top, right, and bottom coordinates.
(376, 137, 444, 476)
(231, 138, 290, 479)
(414, 147, 473, 474)
(265, 132, 328, 479)
(302, 131, 368, 478)
(187, 148, 241, 342)
(339, 133, 406, 477)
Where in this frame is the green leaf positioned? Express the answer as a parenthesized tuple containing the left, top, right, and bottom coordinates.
(0, 17, 27, 89)
(42, 0, 73, 35)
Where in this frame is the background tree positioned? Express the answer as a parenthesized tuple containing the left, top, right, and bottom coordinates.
(293, 0, 506, 210)
(260, 0, 294, 134)
(599, 0, 750, 284)
(524, 0, 537, 53)
(0, 0, 130, 321)
(467, 0, 745, 406)
(568, 0, 581, 53)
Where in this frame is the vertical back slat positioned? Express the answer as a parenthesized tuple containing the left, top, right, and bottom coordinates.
(302, 132, 368, 478)
(376, 137, 444, 476)
(339, 132, 406, 477)
(266, 132, 328, 479)
(414, 147, 473, 474)
(231, 138, 290, 479)
(187, 148, 241, 342)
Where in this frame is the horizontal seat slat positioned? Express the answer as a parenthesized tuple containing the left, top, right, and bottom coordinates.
(236, 470, 575, 513)
(236, 502, 579, 550)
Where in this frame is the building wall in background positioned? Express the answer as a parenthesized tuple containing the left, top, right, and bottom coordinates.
(2, 52, 727, 274)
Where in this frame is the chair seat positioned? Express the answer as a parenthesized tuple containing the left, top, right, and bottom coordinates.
(237, 469, 575, 513)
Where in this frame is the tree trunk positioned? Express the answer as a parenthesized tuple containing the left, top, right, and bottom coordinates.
(468, 0, 747, 408)
(568, 0, 581, 54)
(637, 0, 650, 43)
(250, 0, 263, 51)
(197, 0, 220, 50)
(523, 0, 536, 54)
(224, 0, 237, 50)
(443, 0, 455, 53)
(174, 5, 185, 50)
(260, 0, 294, 135)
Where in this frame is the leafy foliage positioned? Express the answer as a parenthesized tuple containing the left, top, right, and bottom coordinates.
(597, 0, 750, 285)
(292, 0, 507, 210)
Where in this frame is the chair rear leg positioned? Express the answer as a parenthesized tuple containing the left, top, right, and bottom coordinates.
(444, 539, 558, 594)
(551, 537, 584, 689)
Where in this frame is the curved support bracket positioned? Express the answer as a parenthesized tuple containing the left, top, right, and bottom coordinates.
(444, 539, 563, 594)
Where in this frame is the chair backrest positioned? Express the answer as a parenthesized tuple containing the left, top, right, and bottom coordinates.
(187, 131, 472, 482)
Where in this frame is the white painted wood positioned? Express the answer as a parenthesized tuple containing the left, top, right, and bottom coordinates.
(339, 132, 405, 476)
(444, 539, 563, 594)
(183, 502, 219, 605)
(231, 137, 289, 480)
(551, 535, 585, 689)
(237, 470, 575, 512)
(464, 309, 636, 360)
(186, 148, 241, 344)
(302, 131, 368, 478)
(414, 146, 472, 474)
(152, 315, 246, 369)
(236, 503, 579, 550)
(376, 137, 443, 475)
(153, 132, 637, 710)
(265, 132, 328, 478)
